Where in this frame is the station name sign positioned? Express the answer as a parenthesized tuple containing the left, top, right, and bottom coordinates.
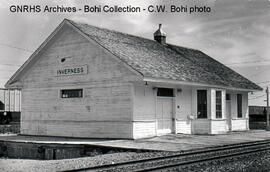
(55, 65, 88, 76)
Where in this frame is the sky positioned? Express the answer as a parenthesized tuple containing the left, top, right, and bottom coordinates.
(0, 0, 269, 106)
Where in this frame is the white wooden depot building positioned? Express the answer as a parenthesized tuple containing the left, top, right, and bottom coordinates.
(5, 19, 262, 139)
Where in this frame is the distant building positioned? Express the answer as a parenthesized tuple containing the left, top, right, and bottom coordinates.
(249, 106, 267, 129)
(5, 19, 262, 139)
(0, 88, 21, 124)
(249, 106, 266, 116)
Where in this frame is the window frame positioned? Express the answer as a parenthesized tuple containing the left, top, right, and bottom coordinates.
(157, 88, 174, 97)
(197, 90, 207, 119)
(237, 94, 243, 118)
(60, 89, 83, 99)
(216, 90, 222, 119)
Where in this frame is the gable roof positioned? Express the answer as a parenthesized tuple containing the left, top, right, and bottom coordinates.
(68, 19, 261, 91)
(6, 19, 262, 91)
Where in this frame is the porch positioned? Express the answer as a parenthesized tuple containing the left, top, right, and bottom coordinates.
(132, 82, 250, 138)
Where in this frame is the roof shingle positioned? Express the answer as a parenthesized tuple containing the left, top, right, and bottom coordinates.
(69, 19, 262, 91)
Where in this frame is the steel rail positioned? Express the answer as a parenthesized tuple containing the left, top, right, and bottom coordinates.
(136, 145, 270, 171)
(61, 139, 270, 172)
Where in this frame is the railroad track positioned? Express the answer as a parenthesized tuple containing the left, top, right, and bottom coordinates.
(62, 140, 270, 172)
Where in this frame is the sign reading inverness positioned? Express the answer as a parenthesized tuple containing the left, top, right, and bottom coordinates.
(55, 65, 88, 76)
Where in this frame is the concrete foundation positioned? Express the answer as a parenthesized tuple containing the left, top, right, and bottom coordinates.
(0, 140, 152, 160)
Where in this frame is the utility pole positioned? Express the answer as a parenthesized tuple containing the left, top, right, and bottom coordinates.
(266, 87, 270, 130)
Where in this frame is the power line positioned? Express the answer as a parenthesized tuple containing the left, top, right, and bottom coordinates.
(256, 80, 270, 84)
(0, 69, 18, 71)
(249, 94, 265, 100)
(0, 43, 33, 53)
(0, 63, 21, 67)
(248, 68, 270, 78)
(226, 59, 270, 66)
(257, 83, 270, 88)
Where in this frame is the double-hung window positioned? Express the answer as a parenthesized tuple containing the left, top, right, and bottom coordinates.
(237, 94, 242, 118)
(216, 91, 222, 118)
(197, 90, 207, 118)
(61, 89, 83, 98)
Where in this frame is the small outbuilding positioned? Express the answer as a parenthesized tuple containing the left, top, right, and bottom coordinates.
(5, 19, 262, 139)
(249, 106, 267, 129)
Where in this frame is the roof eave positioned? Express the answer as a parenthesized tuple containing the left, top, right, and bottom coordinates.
(143, 77, 262, 92)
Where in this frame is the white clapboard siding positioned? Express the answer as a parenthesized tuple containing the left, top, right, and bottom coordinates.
(19, 23, 140, 138)
(231, 119, 249, 131)
(133, 84, 156, 120)
(193, 119, 210, 134)
(133, 121, 156, 139)
(211, 120, 227, 134)
(175, 120, 191, 134)
(175, 86, 192, 134)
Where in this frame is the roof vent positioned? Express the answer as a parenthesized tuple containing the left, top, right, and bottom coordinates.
(154, 24, 166, 44)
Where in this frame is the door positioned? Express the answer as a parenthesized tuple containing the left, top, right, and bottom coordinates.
(156, 88, 174, 134)
(226, 94, 232, 130)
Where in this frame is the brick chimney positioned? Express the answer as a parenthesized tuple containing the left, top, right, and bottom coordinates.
(154, 24, 166, 44)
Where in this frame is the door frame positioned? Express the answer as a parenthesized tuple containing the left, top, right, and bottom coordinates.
(155, 87, 175, 135)
(226, 94, 232, 131)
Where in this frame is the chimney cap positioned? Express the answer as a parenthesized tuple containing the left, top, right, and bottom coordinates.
(154, 23, 166, 37)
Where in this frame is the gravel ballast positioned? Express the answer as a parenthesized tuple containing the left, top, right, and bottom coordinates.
(1, 150, 270, 172)
(0, 151, 174, 172)
(1, 146, 270, 172)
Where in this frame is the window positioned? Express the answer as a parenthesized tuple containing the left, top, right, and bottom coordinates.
(197, 90, 207, 118)
(237, 94, 242, 118)
(0, 101, 4, 110)
(157, 88, 174, 97)
(61, 89, 83, 98)
(216, 91, 222, 118)
(226, 94, 231, 100)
